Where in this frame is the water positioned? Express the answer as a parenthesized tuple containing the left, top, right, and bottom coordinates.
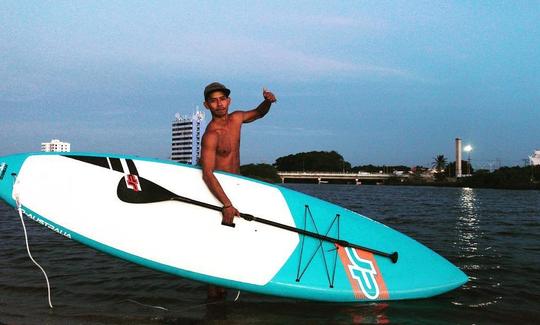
(0, 185, 539, 324)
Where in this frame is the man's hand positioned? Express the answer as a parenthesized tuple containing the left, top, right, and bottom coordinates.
(263, 88, 277, 103)
(222, 205, 240, 226)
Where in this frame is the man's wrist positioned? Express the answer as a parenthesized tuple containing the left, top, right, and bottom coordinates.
(222, 204, 232, 209)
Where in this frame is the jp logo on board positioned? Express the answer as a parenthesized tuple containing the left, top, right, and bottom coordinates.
(338, 246, 389, 300)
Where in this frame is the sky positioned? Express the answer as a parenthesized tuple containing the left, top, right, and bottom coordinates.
(1, 1, 539, 168)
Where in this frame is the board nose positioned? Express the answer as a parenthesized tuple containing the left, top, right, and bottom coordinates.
(0, 160, 12, 204)
(0, 154, 27, 207)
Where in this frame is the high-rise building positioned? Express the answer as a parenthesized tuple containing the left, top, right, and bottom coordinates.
(41, 139, 71, 152)
(171, 109, 206, 164)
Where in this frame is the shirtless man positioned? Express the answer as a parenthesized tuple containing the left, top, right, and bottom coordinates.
(200, 82, 276, 299)
(201, 82, 277, 225)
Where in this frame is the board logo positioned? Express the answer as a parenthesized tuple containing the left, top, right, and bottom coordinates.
(125, 174, 142, 192)
(0, 162, 7, 180)
(338, 246, 389, 300)
(20, 207, 72, 239)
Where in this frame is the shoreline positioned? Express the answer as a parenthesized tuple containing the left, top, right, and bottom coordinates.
(278, 179, 540, 191)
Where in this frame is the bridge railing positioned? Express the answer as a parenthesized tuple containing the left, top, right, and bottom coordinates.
(277, 171, 405, 178)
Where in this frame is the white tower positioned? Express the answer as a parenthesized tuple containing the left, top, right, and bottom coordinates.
(171, 108, 206, 164)
(455, 138, 462, 177)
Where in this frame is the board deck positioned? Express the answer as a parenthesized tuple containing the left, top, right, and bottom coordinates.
(0, 152, 468, 302)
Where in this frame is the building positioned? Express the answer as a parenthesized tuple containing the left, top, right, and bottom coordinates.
(41, 139, 71, 152)
(171, 109, 206, 164)
(530, 150, 540, 166)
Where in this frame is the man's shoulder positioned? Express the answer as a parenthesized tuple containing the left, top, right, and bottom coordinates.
(230, 111, 251, 124)
(229, 111, 244, 119)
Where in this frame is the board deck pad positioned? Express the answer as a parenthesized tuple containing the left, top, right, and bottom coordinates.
(0, 152, 468, 302)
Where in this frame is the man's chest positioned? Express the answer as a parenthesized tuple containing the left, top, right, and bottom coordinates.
(216, 130, 241, 157)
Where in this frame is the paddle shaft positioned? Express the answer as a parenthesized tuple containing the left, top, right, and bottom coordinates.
(169, 195, 398, 263)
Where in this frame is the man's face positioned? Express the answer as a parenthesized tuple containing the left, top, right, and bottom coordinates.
(204, 91, 231, 117)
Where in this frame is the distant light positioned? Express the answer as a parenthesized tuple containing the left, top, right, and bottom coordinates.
(464, 145, 473, 153)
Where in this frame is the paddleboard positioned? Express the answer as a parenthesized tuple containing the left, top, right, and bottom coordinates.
(0, 152, 467, 302)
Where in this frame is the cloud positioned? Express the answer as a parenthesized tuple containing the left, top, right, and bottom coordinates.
(103, 33, 414, 82)
(274, 13, 388, 31)
(0, 3, 427, 106)
(2, 22, 412, 83)
(245, 125, 334, 137)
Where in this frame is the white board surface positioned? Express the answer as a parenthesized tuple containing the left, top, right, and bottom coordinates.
(14, 155, 299, 285)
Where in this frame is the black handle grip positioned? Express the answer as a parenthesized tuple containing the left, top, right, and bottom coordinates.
(221, 221, 236, 228)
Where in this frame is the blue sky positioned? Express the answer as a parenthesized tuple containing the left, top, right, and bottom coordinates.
(1, 1, 539, 168)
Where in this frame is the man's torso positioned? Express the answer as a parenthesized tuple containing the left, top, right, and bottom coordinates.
(206, 112, 242, 174)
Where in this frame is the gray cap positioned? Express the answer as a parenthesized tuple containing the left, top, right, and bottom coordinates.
(204, 82, 231, 100)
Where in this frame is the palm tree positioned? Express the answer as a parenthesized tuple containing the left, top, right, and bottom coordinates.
(432, 155, 447, 173)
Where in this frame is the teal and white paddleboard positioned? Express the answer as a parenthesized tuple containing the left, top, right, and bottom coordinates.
(0, 152, 467, 302)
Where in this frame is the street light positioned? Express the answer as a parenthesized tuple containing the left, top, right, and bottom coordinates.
(464, 145, 473, 175)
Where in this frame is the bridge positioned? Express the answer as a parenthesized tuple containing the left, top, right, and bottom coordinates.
(277, 171, 409, 184)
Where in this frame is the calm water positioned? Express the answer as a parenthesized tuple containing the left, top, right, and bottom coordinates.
(0, 185, 539, 324)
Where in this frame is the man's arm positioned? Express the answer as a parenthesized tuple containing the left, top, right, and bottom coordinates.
(242, 88, 277, 123)
(200, 131, 239, 225)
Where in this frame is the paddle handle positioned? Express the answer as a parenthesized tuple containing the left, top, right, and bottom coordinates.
(221, 221, 236, 228)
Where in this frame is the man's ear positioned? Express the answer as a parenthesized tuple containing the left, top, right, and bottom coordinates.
(203, 101, 209, 109)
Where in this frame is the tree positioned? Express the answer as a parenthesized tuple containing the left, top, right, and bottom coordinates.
(461, 165, 540, 189)
(447, 160, 474, 177)
(351, 164, 411, 173)
(274, 151, 351, 172)
(240, 163, 281, 183)
(432, 155, 447, 173)
(432, 155, 448, 182)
